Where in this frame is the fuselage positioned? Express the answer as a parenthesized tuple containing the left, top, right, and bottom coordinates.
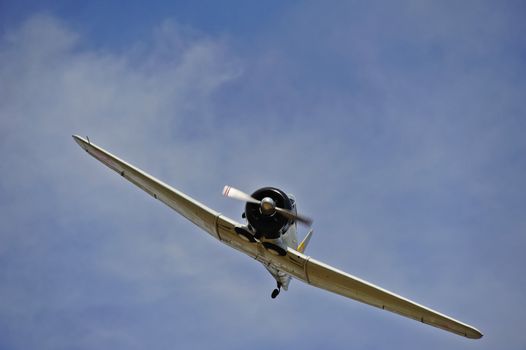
(242, 188, 299, 290)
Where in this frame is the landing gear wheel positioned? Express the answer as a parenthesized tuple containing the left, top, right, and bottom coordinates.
(262, 242, 287, 256)
(271, 282, 282, 299)
(234, 227, 256, 242)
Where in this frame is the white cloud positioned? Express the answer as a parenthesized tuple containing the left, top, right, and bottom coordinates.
(0, 14, 254, 348)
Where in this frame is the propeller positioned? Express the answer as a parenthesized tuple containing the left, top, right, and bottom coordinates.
(222, 185, 312, 226)
(222, 185, 260, 204)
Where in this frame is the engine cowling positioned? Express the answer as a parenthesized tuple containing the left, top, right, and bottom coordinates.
(245, 187, 293, 239)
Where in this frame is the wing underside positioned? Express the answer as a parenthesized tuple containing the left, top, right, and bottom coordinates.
(283, 251, 483, 339)
(73, 135, 482, 340)
(73, 135, 261, 257)
(73, 135, 221, 236)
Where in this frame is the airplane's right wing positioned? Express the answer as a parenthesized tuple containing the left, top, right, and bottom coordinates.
(277, 249, 483, 339)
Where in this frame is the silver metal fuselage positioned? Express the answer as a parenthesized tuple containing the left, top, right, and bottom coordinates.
(256, 199, 298, 291)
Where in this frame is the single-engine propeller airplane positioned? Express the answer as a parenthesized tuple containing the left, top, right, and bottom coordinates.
(73, 135, 482, 339)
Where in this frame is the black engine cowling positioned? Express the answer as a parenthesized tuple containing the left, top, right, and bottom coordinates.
(245, 187, 293, 239)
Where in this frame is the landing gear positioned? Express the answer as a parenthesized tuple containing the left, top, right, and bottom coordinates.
(234, 227, 256, 242)
(262, 242, 287, 256)
(271, 282, 282, 299)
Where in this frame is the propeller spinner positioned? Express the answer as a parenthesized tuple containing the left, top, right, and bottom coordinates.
(222, 185, 312, 226)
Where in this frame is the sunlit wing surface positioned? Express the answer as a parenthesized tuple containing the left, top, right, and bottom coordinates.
(73, 135, 482, 340)
(73, 135, 220, 236)
(283, 250, 482, 339)
(72, 135, 259, 255)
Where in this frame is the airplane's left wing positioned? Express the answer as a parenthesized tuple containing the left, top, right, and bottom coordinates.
(73, 135, 226, 236)
(74, 136, 282, 261)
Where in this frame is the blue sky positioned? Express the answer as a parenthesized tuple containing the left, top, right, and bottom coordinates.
(1, 1, 525, 349)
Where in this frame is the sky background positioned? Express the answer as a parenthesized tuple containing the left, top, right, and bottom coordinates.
(1, 1, 525, 349)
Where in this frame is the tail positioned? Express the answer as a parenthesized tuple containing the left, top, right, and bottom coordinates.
(297, 229, 313, 253)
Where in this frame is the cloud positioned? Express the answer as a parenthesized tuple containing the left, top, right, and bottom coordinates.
(0, 13, 370, 350)
(0, 14, 255, 350)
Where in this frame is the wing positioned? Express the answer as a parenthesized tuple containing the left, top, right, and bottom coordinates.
(73, 135, 261, 259)
(276, 248, 483, 339)
(73, 135, 222, 236)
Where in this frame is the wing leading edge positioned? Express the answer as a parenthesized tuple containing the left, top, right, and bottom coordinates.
(73, 135, 482, 340)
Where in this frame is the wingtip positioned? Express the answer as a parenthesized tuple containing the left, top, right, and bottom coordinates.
(472, 329, 484, 340)
(72, 135, 89, 150)
(466, 327, 484, 339)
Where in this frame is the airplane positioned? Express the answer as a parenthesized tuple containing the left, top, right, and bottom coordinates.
(72, 135, 483, 339)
